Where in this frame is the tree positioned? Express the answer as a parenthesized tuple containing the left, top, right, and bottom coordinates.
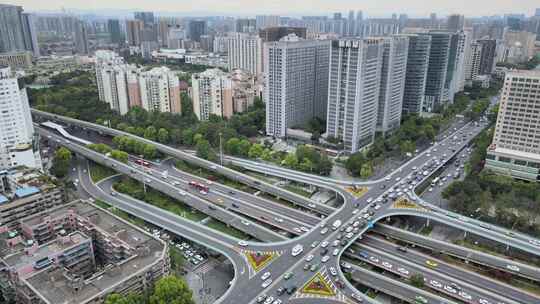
(143, 144, 157, 159)
(399, 140, 415, 154)
(50, 147, 72, 178)
(105, 293, 144, 304)
(238, 139, 252, 157)
(360, 162, 373, 179)
(225, 137, 241, 155)
(345, 152, 366, 177)
(111, 150, 129, 163)
(195, 139, 216, 161)
(248, 143, 264, 159)
(410, 274, 424, 288)
(318, 154, 333, 176)
(144, 126, 157, 141)
(149, 276, 195, 304)
(261, 149, 273, 161)
(282, 153, 299, 168)
(157, 128, 170, 143)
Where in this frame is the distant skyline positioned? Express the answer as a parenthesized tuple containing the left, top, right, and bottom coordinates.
(7, 0, 540, 18)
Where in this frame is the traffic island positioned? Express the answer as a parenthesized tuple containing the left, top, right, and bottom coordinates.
(346, 186, 369, 198)
(244, 251, 276, 273)
(392, 197, 421, 209)
(300, 272, 336, 296)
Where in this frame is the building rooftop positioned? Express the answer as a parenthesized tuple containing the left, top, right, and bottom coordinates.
(14, 186, 40, 198)
(0, 200, 167, 304)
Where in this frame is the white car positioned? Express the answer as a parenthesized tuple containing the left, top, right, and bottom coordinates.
(321, 241, 329, 248)
(479, 299, 491, 304)
(352, 209, 359, 214)
(369, 256, 379, 263)
(238, 240, 248, 247)
(332, 248, 339, 256)
(459, 291, 472, 300)
(374, 204, 381, 210)
(444, 285, 457, 293)
(261, 279, 272, 288)
(367, 197, 373, 203)
(397, 267, 409, 275)
(346, 232, 354, 239)
(329, 267, 337, 276)
(381, 262, 392, 269)
(529, 239, 540, 246)
(263, 297, 274, 304)
(305, 255, 314, 262)
(320, 228, 329, 235)
(300, 226, 309, 232)
(332, 240, 340, 247)
(274, 217, 283, 223)
(430, 280, 442, 288)
(241, 220, 250, 226)
(321, 255, 330, 263)
(506, 265, 520, 272)
(261, 272, 271, 281)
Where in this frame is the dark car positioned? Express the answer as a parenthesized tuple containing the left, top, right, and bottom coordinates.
(231, 203, 239, 208)
(286, 286, 297, 295)
(276, 287, 286, 296)
(320, 248, 328, 256)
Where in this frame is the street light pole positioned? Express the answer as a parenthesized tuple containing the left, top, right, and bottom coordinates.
(219, 132, 223, 166)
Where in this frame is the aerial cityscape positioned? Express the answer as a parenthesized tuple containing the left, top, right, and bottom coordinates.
(1, 1, 540, 304)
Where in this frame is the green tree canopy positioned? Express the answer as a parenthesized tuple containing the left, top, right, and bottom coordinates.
(149, 276, 195, 304)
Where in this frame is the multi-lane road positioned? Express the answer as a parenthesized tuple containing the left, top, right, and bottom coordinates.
(33, 109, 540, 304)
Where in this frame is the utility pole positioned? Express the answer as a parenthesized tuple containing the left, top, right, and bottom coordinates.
(219, 132, 223, 166)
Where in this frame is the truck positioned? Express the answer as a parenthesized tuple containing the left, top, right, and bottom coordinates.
(332, 220, 342, 230)
(161, 170, 168, 179)
(292, 244, 303, 256)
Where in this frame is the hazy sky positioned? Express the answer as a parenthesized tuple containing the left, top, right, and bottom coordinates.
(9, 0, 540, 17)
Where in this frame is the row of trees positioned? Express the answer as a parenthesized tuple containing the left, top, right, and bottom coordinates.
(87, 143, 129, 163)
(112, 136, 158, 159)
(105, 275, 194, 304)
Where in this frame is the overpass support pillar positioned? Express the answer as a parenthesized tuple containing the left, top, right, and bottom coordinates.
(426, 218, 430, 227)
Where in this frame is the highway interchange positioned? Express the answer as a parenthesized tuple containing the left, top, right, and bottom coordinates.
(33, 108, 540, 304)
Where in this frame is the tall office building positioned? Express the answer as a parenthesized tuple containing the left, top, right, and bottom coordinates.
(486, 70, 540, 181)
(236, 18, 256, 33)
(446, 14, 464, 31)
(126, 20, 144, 46)
(326, 38, 384, 153)
(227, 33, 262, 76)
(264, 35, 330, 138)
(502, 30, 536, 63)
(0, 66, 40, 170)
(377, 36, 409, 133)
(108, 19, 123, 45)
(465, 42, 483, 84)
(192, 69, 233, 120)
(189, 20, 207, 42)
(0, 4, 26, 53)
(477, 39, 497, 75)
(423, 31, 451, 112)
(21, 13, 39, 57)
(402, 34, 431, 114)
(134, 11, 155, 26)
(158, 20, 170, 47)
(256, 15, 280, 29)
(73, 20, 89, 54)
(0, 4, 39, 56)
(451, 30, 471, 94)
